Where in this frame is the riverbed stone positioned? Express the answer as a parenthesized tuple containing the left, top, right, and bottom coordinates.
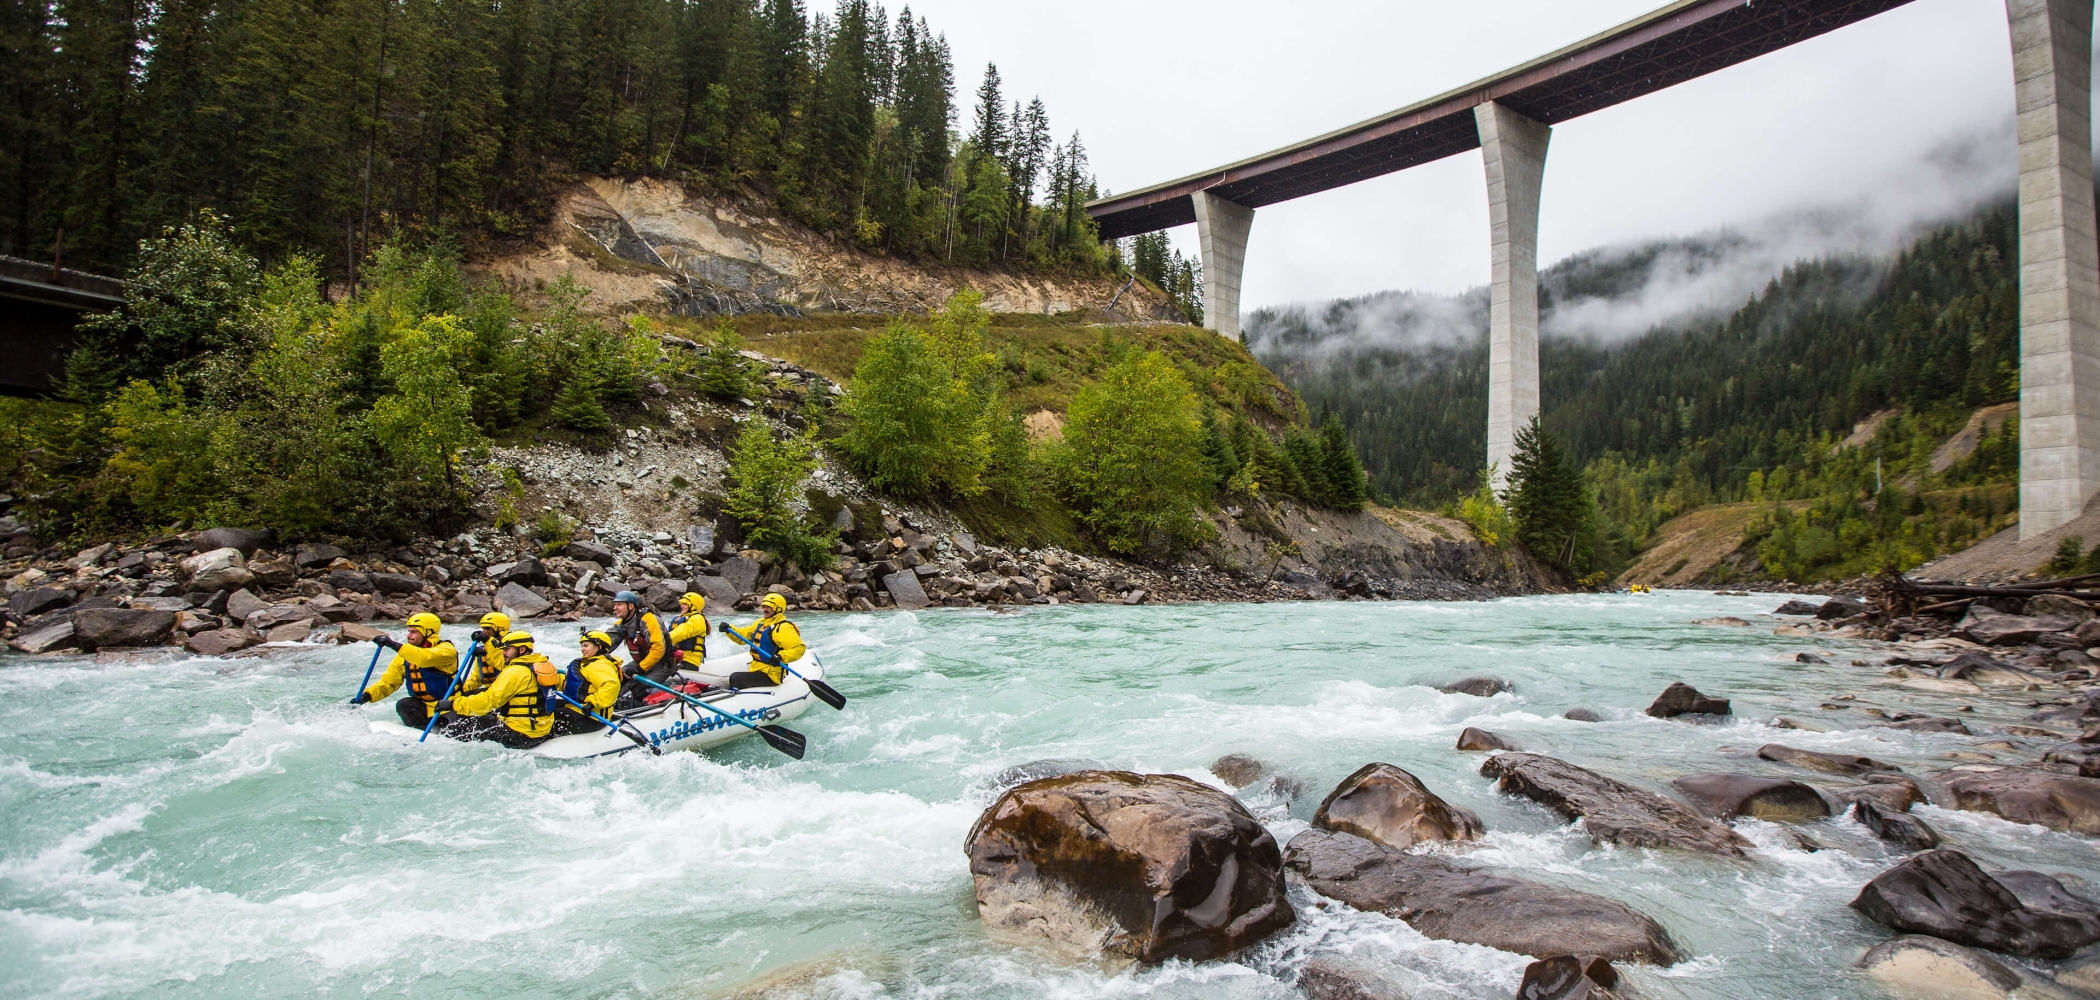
(1283, 828, 1681, 964)
(1456, 727, 1516, 751)
(1941, 650, 2045, 685)
(494, 582, 552, 619)
(1209, 754, 1269, 788)
(1832, 774, 1928, 813)
(184, 627, 261, 656)
(1516, 954, 1620, 999)
(1756, 744, 1900, 776)
(1857, 936, 2022, 998)
(1884, 716, 1972, 734)
(1313, 763, 1483, 850)
(194, 527, 268, 556)
(1958, 606, 2078, 647)
(1817, 595, 1869, 620)
(882, 570, 930, 611)
(1670, 773, 1830, 823)
(1296, 957, 1407, 1000)
(71, 608, 176, 650)
(8, 585, 72, 618)
(1480, 753, 1751, 856)
(965, 770, 1294, 962)
(1852, 850, 2100, 958)
(369, 571, 423, 596)
(1941, 769, 2100, 835)
(8, 618, 76, 654)
(293, 542, 344, 568)
(1437, 676, 1509, 697)
(714, 555, 760, 595)
(1644, 682, 1730, 718)
(1563, 707, 1603, 722)
(1773, 599, 1824, 616)
(1852, 799, 1940, 850)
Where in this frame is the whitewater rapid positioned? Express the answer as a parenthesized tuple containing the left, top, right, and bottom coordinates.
(0, 593, 2089, 999)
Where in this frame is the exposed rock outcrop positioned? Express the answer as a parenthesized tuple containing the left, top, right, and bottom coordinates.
(1480, 753, 1751, 856)
(1669, 773, 1830, 823)
(1284, 828, 1681, 964)
(1311, 763, 1483, 850)
(1941, 769, 2100, 835)
(1849, 849, 2100, 958)
(964, 770, 1294, 962)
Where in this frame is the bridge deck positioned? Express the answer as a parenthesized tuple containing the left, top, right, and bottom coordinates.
(1086, 0, 1917, 239)
(0, 256, 125, 398)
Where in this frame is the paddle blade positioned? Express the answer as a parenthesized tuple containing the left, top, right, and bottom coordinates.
(807, 678, 847, 710)
(756, 725, 807, 760)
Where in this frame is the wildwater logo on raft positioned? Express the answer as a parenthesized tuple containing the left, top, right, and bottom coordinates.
(648, 706, 782, 744)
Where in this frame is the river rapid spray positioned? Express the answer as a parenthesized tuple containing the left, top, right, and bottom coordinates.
(0, 593, 2091, 999)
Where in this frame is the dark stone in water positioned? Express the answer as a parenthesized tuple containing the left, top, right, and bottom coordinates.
(1849, 849, 2100, 958)
(1816, 595, 1869, 620)
(1209, 753, 1268, 788)
(1480, 753, 1750, 856)
(1284, 828, 1680, 964)
(1438, 676, 1509, 697)
(1831, 774, 1927, 814)
(1883, 716, 1971, 735)
(1563, 708, 1603, 722)
(966, 770, 1294, 962)
(1852, 799, 1939, 851)
(1772, 599, 1823, 616)
(1757, 743, 1900, 776)
(1795, 652, 1829, 664)
(1644, 682, 1730, 718)
(1296, 957, 1406, 1000)
(1941, 768, 2100, 836)
(1517, 954, 1620, 999)
(1670, 773, 1829, 823)
(1456, 727, 1515, 751)
(986, 759, 1102, 792)
(1312, 763, 1482, 850)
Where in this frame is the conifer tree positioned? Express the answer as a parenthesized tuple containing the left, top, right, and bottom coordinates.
(1506, 415, 1590, 568)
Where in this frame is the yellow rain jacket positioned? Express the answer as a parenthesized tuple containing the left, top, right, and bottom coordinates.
(456, 639, 507, 695)
(561, 654, 623, 719)
(449, 654, 557, 738)
(726, 613, 804, 685)
(667, 612, 710, 660)
(363, 639, 459, 706)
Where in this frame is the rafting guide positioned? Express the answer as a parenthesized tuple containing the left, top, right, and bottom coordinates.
(352, 592, 839, 759)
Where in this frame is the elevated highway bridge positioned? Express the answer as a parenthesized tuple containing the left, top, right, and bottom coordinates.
(1091, 0, 2100, 540)
(0, 256, 124, 398)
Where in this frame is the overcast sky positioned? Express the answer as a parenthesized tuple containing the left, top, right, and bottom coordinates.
(899, 0, 2030, 310)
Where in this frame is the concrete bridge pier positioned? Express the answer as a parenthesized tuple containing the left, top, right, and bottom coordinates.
(1475, 101, 1551, 489)
(2010, 0, 2100, 538)
(1193, 191, 1254, 341)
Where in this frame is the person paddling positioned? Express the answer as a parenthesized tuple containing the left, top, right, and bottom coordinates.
(434, 630, 556, 748)
(610, 590, 673, 704)
(353, 612, 458, 729)
(720, 593, 804, 690)
(456, 611, 512, 695)
(668, 592, 710, 668)
(550, 630, 623, 736)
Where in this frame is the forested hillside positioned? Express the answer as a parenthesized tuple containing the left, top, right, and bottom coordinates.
(1250, 203, 2025, 581)
(2, 0, 1107, 282)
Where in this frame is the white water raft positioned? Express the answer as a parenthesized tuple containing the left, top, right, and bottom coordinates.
(364, 653, 827, 759)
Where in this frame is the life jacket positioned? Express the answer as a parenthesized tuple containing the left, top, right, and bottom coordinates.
(405, 641, 459, 702)
(621, 612, 661, 661)
(560, 657, 590, 708)
(750, 618, 786, 664)
(500, 658, 559, 721)
(669, 613, 707, 661)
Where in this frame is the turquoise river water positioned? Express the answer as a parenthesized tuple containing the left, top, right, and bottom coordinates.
(1, 592, 2093, 1000)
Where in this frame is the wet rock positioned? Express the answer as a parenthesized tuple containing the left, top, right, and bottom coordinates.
(1849, 849, 2100, 958)
(1312, 763, 1483, 850)
(1940, 650, 2044, 685)
(293, 542, 344, 568)
(1941, 769, 2100, 835)
(1563, 708, 1603, 722)
(1852, 799, 1940, 850)
(1773, 599, 1823, 616)
(8, 585, 72, 618)
(1457, 727, 1516, 751)
(1756, 744, 1900, 776)
(1480, 752, 1751, 856)
(1670, 773, 1830, 823)
(71, 608, 176, 650)
(1644, 681, 1730, 718)
(327, 568, 374, 594)
(1831, 775, 1928, 813)
(1516, 954, 1620, 999)
(245, 605, 320, 631)
(494, 582, 552, 619)
(1857, 936, 2021, 999)
(1794, 651, 1829, 664)
(1438, 676, 1510, 697)
(1817, 595, 1869, 620)
(1884, 716, 1972, 735)
(184, 628, 261, 656)
(965, 770, 1294, 962)
(1692, 615, 1751, 626)
(369, 572, 423, 596)
(713, 555, 760, 595)
(336, 622, 382, 644)
(1283, 828, 1681, 964)
(882, 570, 929, 611)
(1958, 605, 2078, 647)
(1296, 957, 1407, 1000)
(194, 527, 268, 556)
(8, 618, 76, 654)
(1209, 754, 1269, 788)
(987, 759, 1104, 792)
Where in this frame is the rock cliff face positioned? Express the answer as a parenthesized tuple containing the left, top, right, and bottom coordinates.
(482, 177, 1182, 321)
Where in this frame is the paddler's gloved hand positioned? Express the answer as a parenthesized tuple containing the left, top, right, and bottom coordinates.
(351, 691, 370, 705)
(371, 633, 399, 650)
(716, 622, 732, 634)
(435, 698, 454, 714)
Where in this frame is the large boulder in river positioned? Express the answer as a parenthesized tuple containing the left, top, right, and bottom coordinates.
(1456, 727, 1515, 751)
(1941, 769, 2100, 835)
(1831, 774, 1927, 814)
(1756, 744, 1899, 776)
(1816, 595, 1869, 620)
(1312, 763, 1483, 850)
(1644, 682, 1730, 718)
(1480, 753, 1751, 856)
(71, 608, 176, 649)
(1857, 936, 2025, 999)
(1284, 828, 1682, 964)
(1670, 773, 1829, 823)
(964, 770, 1294, 962)
(1957, 605, 2078, 646)
(1852, 799, 1939, 851)
(1516, 955, 1621, 1000)
(1772, 599, 1823, 616)
(1849, 849, 2100, 958)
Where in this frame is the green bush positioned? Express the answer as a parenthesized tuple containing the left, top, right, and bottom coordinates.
(1053, 350, 1212, 554)
(726, 421, 835, 569)
(833, 296, 997, 496)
